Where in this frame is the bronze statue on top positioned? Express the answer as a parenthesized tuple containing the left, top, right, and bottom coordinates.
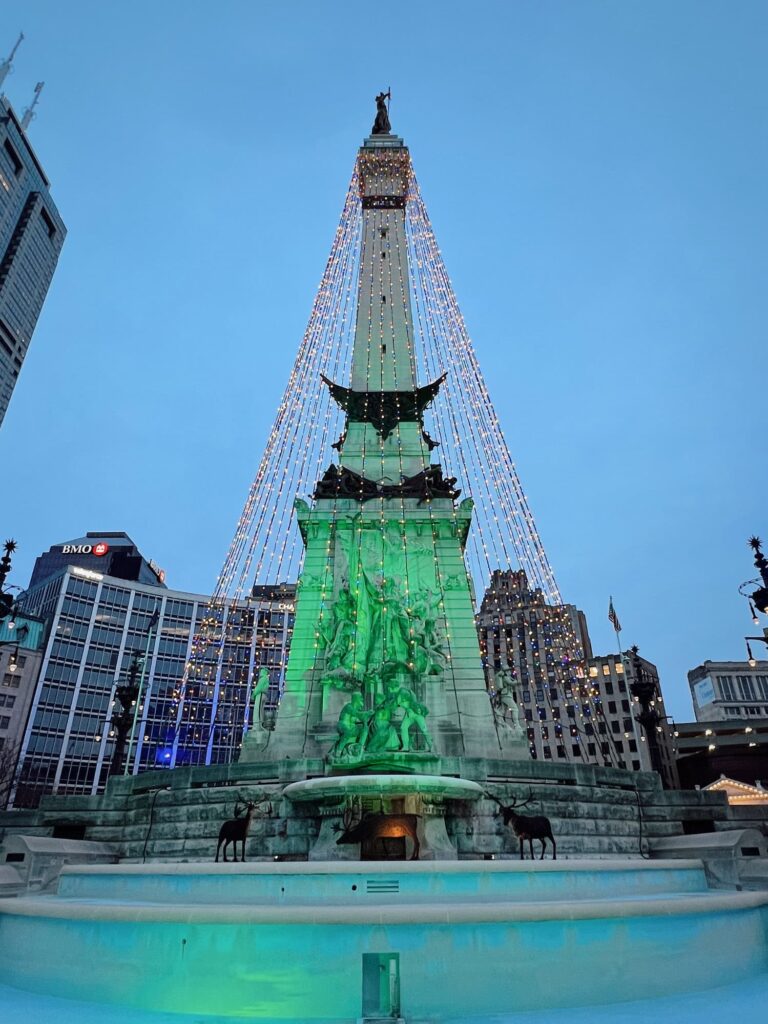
(372, 90, 391, 135)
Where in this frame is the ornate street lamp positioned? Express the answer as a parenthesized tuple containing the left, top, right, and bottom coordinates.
(629, 644, 664, 778)
(740, 536, 768, 662)
(108, 653, 143, 777)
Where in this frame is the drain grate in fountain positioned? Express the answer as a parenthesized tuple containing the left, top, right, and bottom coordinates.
(366, 878, 400, 894)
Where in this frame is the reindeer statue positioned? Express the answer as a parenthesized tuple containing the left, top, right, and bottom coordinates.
(487, 791, 556, 860)
(215, 797, 270, 863)
(335, 803, 422, 860)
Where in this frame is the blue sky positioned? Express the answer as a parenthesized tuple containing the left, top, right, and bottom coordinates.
(1, 1, 766, 720)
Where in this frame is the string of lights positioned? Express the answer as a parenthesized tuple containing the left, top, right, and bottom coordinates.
(175, 143, 602, 765)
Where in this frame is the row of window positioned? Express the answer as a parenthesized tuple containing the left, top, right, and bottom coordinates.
(716, 675, 768, 702)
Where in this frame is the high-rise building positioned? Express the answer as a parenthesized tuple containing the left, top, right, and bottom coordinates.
(0, 89, 66, 426)
(476, 569, 678, 783)
(688, 660, 768, 721)
(11, 548, 295, 807)
(476, 569, 593, 764)
(29, 532, 167, 590)
(586, 653, 678, 787)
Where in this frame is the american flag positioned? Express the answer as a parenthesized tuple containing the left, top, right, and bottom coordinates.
(608, 598, 621, 633)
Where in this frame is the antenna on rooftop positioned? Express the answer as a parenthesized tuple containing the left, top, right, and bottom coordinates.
(0, 31, 24, 93)
(21, 81, 44, 130)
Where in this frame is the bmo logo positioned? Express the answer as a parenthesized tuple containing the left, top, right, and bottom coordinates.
(61, 542, 110, 557)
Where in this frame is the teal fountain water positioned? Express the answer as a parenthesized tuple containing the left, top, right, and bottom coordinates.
(1, 857, 768, 1021)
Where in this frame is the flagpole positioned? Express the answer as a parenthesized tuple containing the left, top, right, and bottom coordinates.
(609, 595, 623, 660)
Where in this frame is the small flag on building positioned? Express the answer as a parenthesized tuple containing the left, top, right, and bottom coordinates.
(608, 598, 621, 633)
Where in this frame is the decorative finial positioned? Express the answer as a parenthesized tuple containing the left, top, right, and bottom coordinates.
(371, 89, 392, 136)
(0, 32, 24, 93)
(21, 80, 44, 130)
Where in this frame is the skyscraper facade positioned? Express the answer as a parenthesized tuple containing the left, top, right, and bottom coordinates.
(477, 569, 593, 764)
(0, 95, 66, 426)
(477, 569, 678, 783)
(11, 551, 295, 807)
(688, 660, 768, 721)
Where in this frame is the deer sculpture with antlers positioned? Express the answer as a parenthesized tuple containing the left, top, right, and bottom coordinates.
(215, 797, 270, 863)
(487, 790, 556, 860)
(335, 803, 422, 860)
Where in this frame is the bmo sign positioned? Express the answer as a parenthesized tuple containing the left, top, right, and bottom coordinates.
(61, 542, 110, 557)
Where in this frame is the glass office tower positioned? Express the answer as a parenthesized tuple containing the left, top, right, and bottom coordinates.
(12, 566, 294, 807)
(0, 96, 66, 426)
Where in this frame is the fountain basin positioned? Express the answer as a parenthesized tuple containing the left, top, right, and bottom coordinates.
(283, 773, 483, 802)
(1, 859, 766, 1020)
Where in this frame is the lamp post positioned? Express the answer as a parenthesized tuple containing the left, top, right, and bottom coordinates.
(0, 540, 26, 669)
(109, 653, 142, 777)
(741, 536, 768, 663)
(629, 644, 665, 780)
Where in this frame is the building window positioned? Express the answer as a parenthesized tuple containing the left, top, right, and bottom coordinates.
(40, 207, 57, 239)
(604, 681, 614, 695)
(737, 676, 756, 701)
(2, 674, 20, 688)
(608, 701, 617, 714)
(602, 664, 610, 676)
(3, 139, 22, 177)
(616, 662, 624, 674)
(0, 716, 10, 729)
(0, 694, 15, 708)
(589, 667, 598, 678)
(632, 760, 641, 770)
(717, 676, 736, 701)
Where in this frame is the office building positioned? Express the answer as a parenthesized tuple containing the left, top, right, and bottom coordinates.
(477, 569, 594, 763)
(11, 542, 295, 807)
(29, 532, 167, 590)
(586, 653, 678, 787)
(477, 569, 677, 782)
(688, 660, 768, 722)
(0, 90, 66, 426)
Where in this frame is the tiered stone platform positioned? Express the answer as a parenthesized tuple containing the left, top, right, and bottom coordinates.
(2, 757, 757, 862)
(0, 859, 767, 1021)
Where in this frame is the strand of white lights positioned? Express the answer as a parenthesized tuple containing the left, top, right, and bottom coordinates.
(407, 184, 541, 592)
(235, 178, 361, 596)
(408, 185, 582, 760)
(179, 171, 361, 743)
(408, 207, 507, 591)
(410, 179, 560, 602)
(258, 202, 361, 589)
(407, 180, 545, 592)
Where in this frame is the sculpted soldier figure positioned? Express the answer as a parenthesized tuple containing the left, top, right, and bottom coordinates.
(492, 668, 524, 740)
(331, 691, 371, 759)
